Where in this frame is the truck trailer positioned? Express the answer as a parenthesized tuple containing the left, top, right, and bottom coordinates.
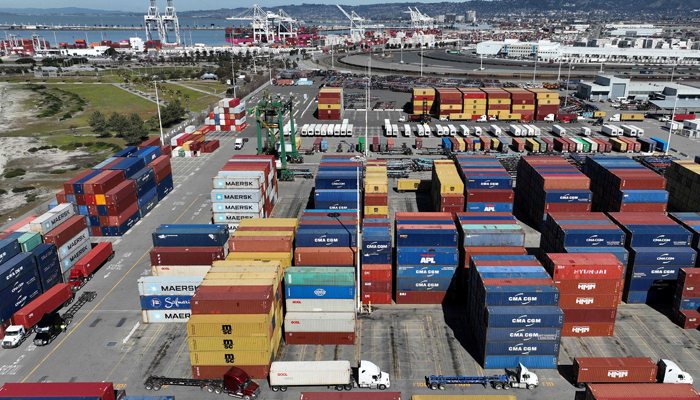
(269, 360, 391, 392)
(573, 357, 693, 388)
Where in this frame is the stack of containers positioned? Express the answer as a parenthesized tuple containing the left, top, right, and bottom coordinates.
(412, 87, 435, 115)
(672, 269, 700, 329)
(528, 88, 560, 121)
(670, 212, 700, 261)
(294, 210, 356, 268)
(224, 219, 297, 273)
(212, 155, 278, 231)
(455, 155, 514, 212)
(205, 98, 247, 131)
(317, 88, 343, 121)
(666, 160, 700, 211)
(188, 261, 282, 379)
(315, 156, 361, 211)
(170, 126, 211, 156)
(364, 160, 388, 218)
(362, 217, 392, 304)
(458, 88, 487, 119)
(468, 255, 563, 369)
(284, 267, 356, 345)
(481, 88, 512, 119)
(30, 244, 62, 293)
(543, 253, 623, 337)
(584, 156, 668, 213)
(0, 239, 42, 336)
(609, 213, 696, 304)
(395, 212, 459, 304)
(431, 160, 465, 213)
(505, 88, 536, 121)
(514, 156, 592, 224)
(139, 275, 199, 323)
(435, 88, 463, 119)
(42, 215, 91, 282)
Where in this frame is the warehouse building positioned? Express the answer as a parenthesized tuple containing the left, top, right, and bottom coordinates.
(576, 74, 700, 103)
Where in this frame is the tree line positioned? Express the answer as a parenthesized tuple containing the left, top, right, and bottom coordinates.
(88, 100, 186, 146)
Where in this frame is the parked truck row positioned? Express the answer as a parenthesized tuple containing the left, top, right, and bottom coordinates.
(299, 123, 354, 137)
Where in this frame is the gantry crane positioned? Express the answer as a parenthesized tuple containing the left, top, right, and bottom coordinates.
(253, 91, 302, 181)
(336, 5, 367, 38)
(161, 0, 181, 45)
(144, 0, 166, 43)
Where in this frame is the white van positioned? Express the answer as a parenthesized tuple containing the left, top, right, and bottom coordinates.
(417, 125, 425, 137)
(448, 125, 457, 137)
(436, 125, 444, 136)
(314, 124, 322, 136)
(460, 125, 469, 136)
(403, 124, 411, 137)
(334, 125, 342, 136)
(347, 124, 353, 136)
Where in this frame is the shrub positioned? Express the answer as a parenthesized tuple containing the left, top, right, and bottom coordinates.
(12, 187, 34, 193)
(25, 194, 37, 202)
(3, 169, 26, 179)
(0, 189, 6, 195)
(49, 169, 67, 174)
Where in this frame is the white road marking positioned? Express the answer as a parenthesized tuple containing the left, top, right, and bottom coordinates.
(122, 323, 140, 344)
(104, 272, 111, 279)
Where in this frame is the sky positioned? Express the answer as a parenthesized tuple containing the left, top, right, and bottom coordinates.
(4, 0, 451, 13)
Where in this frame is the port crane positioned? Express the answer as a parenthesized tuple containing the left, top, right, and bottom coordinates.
(253, 91, 303, 181)
(144, 0, 166, 43)
(405, 6, 436, 31)
(336, 5, 367, 39)
(161, 0, 181, 45)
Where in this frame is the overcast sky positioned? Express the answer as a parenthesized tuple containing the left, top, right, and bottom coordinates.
(11, 0, 450, 13)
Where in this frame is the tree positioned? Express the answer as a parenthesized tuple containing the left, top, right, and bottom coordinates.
(145, 114, 160, 131)
(108, 112, 129, 138)
(88, 110, 110, 137)
(123, 113, 148, 145)
(104, 47, 117, 57)
(161, 100, 186, 126)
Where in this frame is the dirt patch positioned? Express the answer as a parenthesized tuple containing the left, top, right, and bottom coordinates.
(0, 83, 35, 133)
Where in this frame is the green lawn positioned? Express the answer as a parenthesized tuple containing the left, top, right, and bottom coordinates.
(133, 82, 219, 112)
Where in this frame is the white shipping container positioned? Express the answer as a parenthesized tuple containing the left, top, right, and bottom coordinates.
(138, 276, 203, 296)
(269, 361, 351, 387)
(57, 228, 90, 260)
(29, 203, 75, 235)
(226, 222, 240, 233)
(213, 211, 265, 224)
(185, 125, 196, 134)
(582, 138, 598, 151)
(212, 177, 263, 190)
(142, 309, 192, 323)
(151, 264, 212, 277)
(212, 198, 265, 213)
(284, 312, 356, 332)
(60, 241, 92, 273)
(285, 298, 355, 313)
(15, 224, 31, 233)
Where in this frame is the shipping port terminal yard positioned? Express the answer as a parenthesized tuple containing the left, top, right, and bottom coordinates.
(3, 78, 700, 400)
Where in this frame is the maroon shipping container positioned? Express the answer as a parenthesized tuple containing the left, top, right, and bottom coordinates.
(365, 194, 389, 206)
(553, 279, 622, 294)
(154, 164, 172, 183)
(361, 264, 392, 281)
(74, 194, 86, 205)
(300, 392, 402, 400)
(362, 292, 392, 304)
(150, 247, 226, 265)
(100, 157, 126, 171)
(148, 155, 171, 174)
(585, 383, 700, 400)
(299, 220, 357, 227)
(440, 205, 463, 214)
(562, 322, 615, 337)
(191, 285, 275, 314)
(561, 308, 617, 323)
(11, 284, 73, 329)
(396, 212, 453, 220)
(679, 269, 700, 286)
(618, 203, 667, 212)
(104, 180, 136, 205)
(285, 331, 355, 345)
(73, 242, 113, 278)
(559, 294, 619, 308)
(90, 226, 102, 236)
(63, 170, 95, 195)
(395, 291, 449, 304)
(675, 309, 700, 329)
(546, 254, 624, 280)
(84, 170, 125, 195)
(106, 192, 138, 216)
(464, 247, 529, 266)
(107, 202, 138, 226)
(362, 281, 392, 293)
(0, 382, 115, 400)
(43, 216, 87, 248)
(465, 189, 514, 203)
(553, 138, 570, 152)
(440, 194, 465, 206)
(192, 364, 270, 380)
(574, 357, 657, 387)
(294, 247, 356, 266)
(229, 236, 292, 253)
(56, 190, 67, 204)
(512, 138, 525, 152)
(677, 284, 700, 298)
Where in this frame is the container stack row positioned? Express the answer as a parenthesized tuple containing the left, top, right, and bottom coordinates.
(56, 140, 173, 236)
(188, 260, 283, 379)
(673, 269, 700, 329)
(171, 126, 218, 156)
(434, 88, 462, 119)
(364, 160, 388, 218)
(514, 156, 592, 224)
(395, 212, 459, 304)
(212, 155, 278, 232)
(481, 88, 514, 119)
(317, 87, 343, 120)
(584, 156, 668, 213)
(315, 156, 361, 211)
(431, 160, 465, 213)
(609, 213, 696, 304)
(457, 88, 487, 120)
(468, 255, 563, 369)
(362, 217, 392, 304)
(529, 88, 560, 121)
(205, 98, 247, 132)
(224, 218, 297, 273)
(294, 210, 356, 268)
(505, 88, 536, 121)
(284, 267, 356, 345)
(666, 160, 700, 211)
(543, 253, 624, 337)
(455, 155, 514, 213)
(412, 87, 435, 115)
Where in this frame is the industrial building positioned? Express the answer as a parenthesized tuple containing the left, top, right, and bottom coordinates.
(576, 74, 700, 105)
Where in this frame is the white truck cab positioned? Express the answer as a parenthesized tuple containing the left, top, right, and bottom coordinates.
(658, 359, 693, 384)
(358, 360, 391, 389)
(2, 326, 27, 349)
(543, 114, 556, 122)
(234, 138, 244, 150)
(508, 363, 539, 390)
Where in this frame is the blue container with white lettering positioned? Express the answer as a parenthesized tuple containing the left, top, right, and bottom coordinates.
(619, 190, 669, 203)
(543, 190, 592, 203)
(156, 174, 174, 200)
(483, 355, 558, 369)
(629, 247, 697, 266)
(139, 195, 159, 219)
(481, 285, 560, 307)
(130, 167, 156, 189)
(466, 202, 514, 212)
(314, 201, 356, 210)
(396, 277, 454, 292)
(114, 146, 138, 158)
(465, 176, 512, 189)
(363, 237, 391, 252)
(362, 251, 392, 265)
(0, 239, 21, 266)
(0, 253, 37, 292)
(397, 228, 458, 247)
(315, 189, 359, 203)
(315, 172, 360, 189)
(558, 229, 626, 247)
(129, 146, 161, 164)
(397, 265, 456, 279)
(484, 327, 561, 342)
(0, 280, 42, 324)
(0, 268, 40, 308)
(482, 306, 565, 328)
(482, 341, 560, 356)
(140, 295, 192, 310)
(631, 265, 682, 280)
(295, 229, 357, 247)
(396, 247, 459, 265)
(477, 271, 551, 281)
(40, 264, 62, 292)
(285, 285, 355, 299)
(622, 225, 692, 247)
(152, 224, 229, 247)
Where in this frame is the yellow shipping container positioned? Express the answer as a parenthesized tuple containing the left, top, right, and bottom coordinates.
(439, 104, 462, 110)
(536, 99, 558, 105)
(200, 278, 280, 294)
(455, 137, 466, 151)
(190, 350, 274, 366)
(95, 195, 106, 205)
(594, 111, 606, 118)
(366, 166, 387, 173)
(487, 98, 512, 105)
(365, 183, 388, 194)
(225, 251, 293, 269)
(525, 138, 540, 151)
(187, 312, 274, 337)
(498, 113, 521, 120)
(413, 100, 434, 106)
(449, 113, 474, 120)
(232, 231, 294, 238)
(491, 138, 499, 148)
(474, 141, 481, 150)
(621, 113, 644, 121)
(610, 138, 627, 151)
(203, 272, 278, 281)
(188, 327, 281, 351)
(238, 219, 298, 229)
(209, 266, 282, 283)
(364, 205, 388, 215)
(463, 99, 487, 105)
(182, 141, 194, 151)
(511, 105, 535, 111)
(413, 88, 436, 95)
(397, 179, 430, 191)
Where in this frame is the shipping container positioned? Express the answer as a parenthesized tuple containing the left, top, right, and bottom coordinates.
(0, 382, 116, 400)
(573, 357, 657, 387)
(137, 276, 203, 296)
(585, 383, 700, 400)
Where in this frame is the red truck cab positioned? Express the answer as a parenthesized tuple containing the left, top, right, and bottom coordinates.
(225, 367, 260, 399)
(68, 242, 114, 288)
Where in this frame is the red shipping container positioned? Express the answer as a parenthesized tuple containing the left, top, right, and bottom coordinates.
(574, 357, 657, 385)
(512, 138, 525, 152)
(229, 236, 292, 253)
(0, 382, 116, 400)
(90, 226, 102, 236)
(294, 247, 356, 266)
(677, 284, 700, 298)
(11, 284, 73, 329)
(87, 205, 99, 216)
(43, 216, 87, 248)
(395, 291, 449, 304)
(107, 202, 138, 226)
(561, 308, 617, 323)
(56, 191, 67, 204)
(675, 309, 700, 329)
(147, 155, 171, 174)
(285, 332, 355, 345)
(396, 212, 453, 220)
(553, 279, 622, 294)
(104, 180, 136, 205)
(154, 163, 173, 183)
(161, 145, 172, 158)
(74, 194, 86, 205)
(679, 268, 700, 285)
(440, 205, 463, 214)
(84, 170, 125, 195)
(192, 365, 270, 380)
(150, 247, 226, 265)
(63, 170, 95, 194)
(139, 137, 162, 148)
(546, 257, 624, 280)
(365, 194, 388, 206)
(618, 203, 667, 212)
(562, 322, 615, 337)
(362, 281, 392, 293)
(236, 226, 296, 232)
(465, 189, 514, 203)
(106, 191, 138, 216)
(559, 294, 619, 308)
(363, 292, 392, 304)
(441, 194, 465, 206)
(585, 383, 700, 400)
(361, 264, 392, 281)
(191, 285, 275, 314)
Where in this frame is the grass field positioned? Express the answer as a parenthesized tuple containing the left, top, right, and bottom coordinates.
(134, 82, 220, 112)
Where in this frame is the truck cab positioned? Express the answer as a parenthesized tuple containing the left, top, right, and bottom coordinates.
(2, 326, 27, 349)
(658, 359, 693, 384)
(543, 114, 555, 122)
(33, 312, 64, 346)
(235, 138, 244, 150)
(357, 360, 391, 389)
(223, 367, 260, 399)
(506, 363, 539, 389)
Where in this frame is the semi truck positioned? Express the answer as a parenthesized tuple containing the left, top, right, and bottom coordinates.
(426, 363, 538, 390)
(580, 127, 592, 136)
(269, 360, 391, 392)
(573, 358, 693, 388)
(476, 115, 497, 123)
(509, 125, 522, 137)
(68, 242, 114, 289)
(145, 366, 260, 398)
(609, 113, 644, 122)
(621, 125, 639, 137)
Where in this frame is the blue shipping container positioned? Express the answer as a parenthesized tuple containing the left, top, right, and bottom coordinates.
(130, 146, 161, 163)
(483, 306, 565, 328)
(627, 277, 675, 291)
(395, 277, 454, 292)
(482, 341, 560, 356)
(138, 187, 158, 209)
(116, 212, 141, 236)
(397, 228, 458, 247)
(631, 265, 681, 280)
(544, 190, 592, 203)
(483, 355, 558, 369)
(0, 280, 42, 324)
(110, 157, 146, 179)
(629, 247, 697, 266)
(484, 327, 561, 342)
(136, 177, 157, 199)
(0, 253, 37, 292)
(315, 189, 360, 203)
(0, 268, 40, 308)
(465, 176, 513, 189)
(397, 265, 456, 279)
(40, 264, 63, 292)
(140, 295, 192, 310)
(315, 172, 360, 189)
(565, 246, 629, 264)
(152, 224, 229, 247)
(558, 229, 625, 247)
(285, 285, 355, 299)
(481, 285, 560, 307)
(139, 195, 159, 219)
(295, 229, 357, 248)
(156, 174, 174, 200)
(114, 146, 138, 158)
(466, 202, 514, 212)
(397, 247, 459, 265)
(129, 167, 156, 189)
(362, 251, 392, 265)
(619, 190, 669, 204)
(623, 225, 691, 247)
(363, 238, 391, 252)
(625, 289, 675, 304)
(0, 239, 21, 266)
(314, 201, 357, 210)
(477, 271, 551, 281)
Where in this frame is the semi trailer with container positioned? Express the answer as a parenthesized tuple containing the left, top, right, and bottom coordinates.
(269, 360, 391, 391)
(67, 242, 114, 289)
(573, 357, 693, 388)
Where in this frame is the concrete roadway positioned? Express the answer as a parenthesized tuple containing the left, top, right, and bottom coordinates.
(1, 79, 700, 400)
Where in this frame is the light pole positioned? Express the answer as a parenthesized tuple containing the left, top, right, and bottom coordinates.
(421, 43, 424, 77)
(351, 155, 366, 312)
(367, 56, 371, 158)
(230, 52, 236, 98)
(667, 93, 679, 155)
(565, 60, 572, 108)
(154, 79, 164, 146)
(557, 58, 562, 83)
(532, 51, 537, 85)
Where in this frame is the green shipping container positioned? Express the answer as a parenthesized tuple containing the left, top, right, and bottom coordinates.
(285, 267, 355, 286)
(18, 231, 42, 253)
(358, 138, 365, 152)
(534, 138, 548, 152)
(571, 138, 590, 152)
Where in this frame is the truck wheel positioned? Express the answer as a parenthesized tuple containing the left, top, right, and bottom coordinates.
(271, 386, 279, 392)
(576, 383, 585, 389)
(430, 383, 438, 390)
(493, 383, 502, 390)
(207, 385, 215, 393)
(438, 384, 445, 390)
(344, 384, 352, 391)
(502, 383, 510, 390)
(153, 382, 162, 391)
(144, 382, 153, 390)
(243, 396, 251, 400)
(214, 387, 222, 394)
(335, 385, 344, 391)
(280, 386, 287, 392)
(378, 384, 386, 390)
(527, 384, 536, 390)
